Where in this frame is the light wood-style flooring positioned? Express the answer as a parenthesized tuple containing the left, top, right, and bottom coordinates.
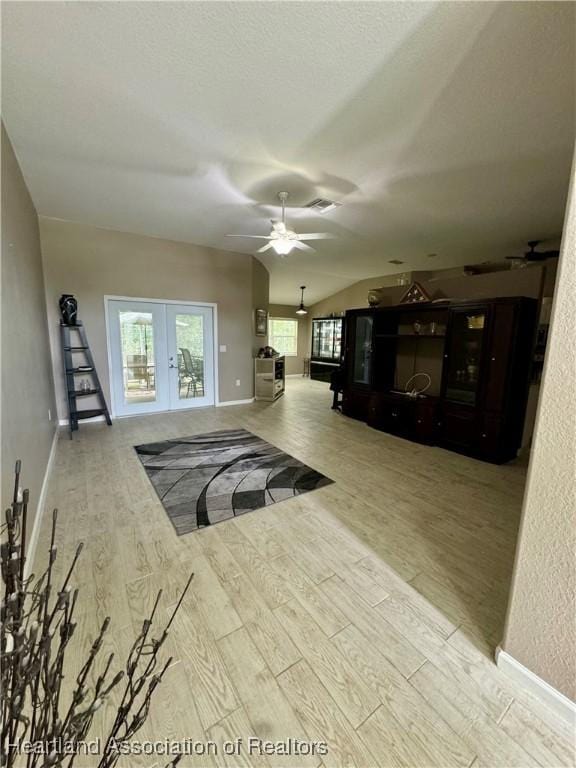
(35, 378, 574, 767)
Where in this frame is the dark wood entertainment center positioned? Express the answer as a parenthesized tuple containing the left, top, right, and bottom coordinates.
(342, 297, 537, 463)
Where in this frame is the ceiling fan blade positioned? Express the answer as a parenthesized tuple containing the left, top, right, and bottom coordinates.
(297, 233, 335, 241)
(226, 234, 272, 240)
(256, 242, 275, 253)
(291, 241, 315, 252)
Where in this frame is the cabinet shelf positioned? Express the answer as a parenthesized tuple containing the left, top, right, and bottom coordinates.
(72, 388, 100, 397)
(71, 408, 106, 420)
(375, 333, 445, 340)
(446, 381, 478, 392)
(66, 367, 94, 373)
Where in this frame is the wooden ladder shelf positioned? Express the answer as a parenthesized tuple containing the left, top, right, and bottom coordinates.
(60, 321, 112, 438)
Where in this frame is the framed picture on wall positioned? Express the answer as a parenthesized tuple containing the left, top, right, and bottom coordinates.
(255, 309, 268, 337)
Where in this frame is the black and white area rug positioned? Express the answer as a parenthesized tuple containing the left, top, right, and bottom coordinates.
(134, 428, 333, 535)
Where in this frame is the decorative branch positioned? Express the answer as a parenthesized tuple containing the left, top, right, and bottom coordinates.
(0, 461, 193, 768)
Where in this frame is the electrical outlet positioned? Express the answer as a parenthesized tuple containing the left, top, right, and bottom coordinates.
(235, 379, 241, 387)
(219, 344, 227, 353)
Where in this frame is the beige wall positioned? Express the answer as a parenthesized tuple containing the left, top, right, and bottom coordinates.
(268, 304, 308, 375)
(309, 265, 545, 315)
(502, 155, 576, 701)
(310, 274, 402, 319)
(39, 219, 269, 418)
(306, 265, 547, 369)
(1, 124, 57, 527)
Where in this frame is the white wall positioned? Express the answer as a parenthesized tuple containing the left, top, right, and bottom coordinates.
(502, 151, 576, 701)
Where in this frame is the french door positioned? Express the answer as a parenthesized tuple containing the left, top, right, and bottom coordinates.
(107, 299, 215, 417)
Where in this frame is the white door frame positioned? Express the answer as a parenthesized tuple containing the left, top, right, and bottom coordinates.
(166, 303, 215, 411)
(104, 295, 219, 417)
(107, 299, 170, 417)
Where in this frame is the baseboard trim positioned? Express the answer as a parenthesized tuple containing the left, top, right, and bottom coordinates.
(60, 399, 256, 420)
(60, 401, 256, 420)
(495, 646, 576, 726)
(24, 427, 60, 579)
(58, 416, 106, 426)
(216, 398, 255, 407)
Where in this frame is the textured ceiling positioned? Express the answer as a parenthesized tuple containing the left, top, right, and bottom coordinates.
(2, 1, 574, 305)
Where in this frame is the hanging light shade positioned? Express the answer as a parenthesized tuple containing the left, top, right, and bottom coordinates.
(295, 285, 308, 315)
(272, 239, 296, 256)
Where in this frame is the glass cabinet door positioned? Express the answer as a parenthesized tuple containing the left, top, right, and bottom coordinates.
(312, 320, 321, 358)
(444, 310, 487, 405)
(332, 319, 343, 360)
(319, 321, 334, 359)
(352, 315, 373, 385)
(312, 318, 343, 361)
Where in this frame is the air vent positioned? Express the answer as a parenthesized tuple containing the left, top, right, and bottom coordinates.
(305, 198, 342, 214)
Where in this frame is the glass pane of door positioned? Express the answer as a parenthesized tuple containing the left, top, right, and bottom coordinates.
(444, 311, 487, 405)
(352, 315, 373, 385)
(166, 304, 214, 410)
(108, 300, 169, 417)
(175, 313, 205, 401)
(119, 311, 156, 404)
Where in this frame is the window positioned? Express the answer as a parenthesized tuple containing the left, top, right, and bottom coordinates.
(269, 318, 298, 357)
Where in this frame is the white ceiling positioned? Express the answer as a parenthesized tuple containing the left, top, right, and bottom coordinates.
(2, 2, 574, 305)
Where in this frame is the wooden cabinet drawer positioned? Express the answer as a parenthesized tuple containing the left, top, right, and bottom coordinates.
(414, 401, 438, 444)
(368, 395, 438, 444)
(439, 404, 480, 451)
(342, 390, 370, 421)
(381, 403, 411, 435)
(439, 406, 513, 462)
(478, 414, 501, 454)
(477, 414, 515, 463)
(367, 394, 409, 433)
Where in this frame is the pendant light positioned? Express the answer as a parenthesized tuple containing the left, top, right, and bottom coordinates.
(295, 286, 308, 315)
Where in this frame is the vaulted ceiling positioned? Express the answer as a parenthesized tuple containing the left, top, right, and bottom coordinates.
(2, 2, 574, 304)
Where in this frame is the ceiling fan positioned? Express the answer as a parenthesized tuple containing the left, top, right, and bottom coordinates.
(506, 240, 560, 262)
(226, 191, 334, 255)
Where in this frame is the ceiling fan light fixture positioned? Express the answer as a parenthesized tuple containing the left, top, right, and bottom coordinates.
(272, 239, 295, 256)
(226, 191, 336, 255)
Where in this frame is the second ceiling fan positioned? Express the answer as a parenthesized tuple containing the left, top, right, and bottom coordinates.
(227, 192, 334, 255)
